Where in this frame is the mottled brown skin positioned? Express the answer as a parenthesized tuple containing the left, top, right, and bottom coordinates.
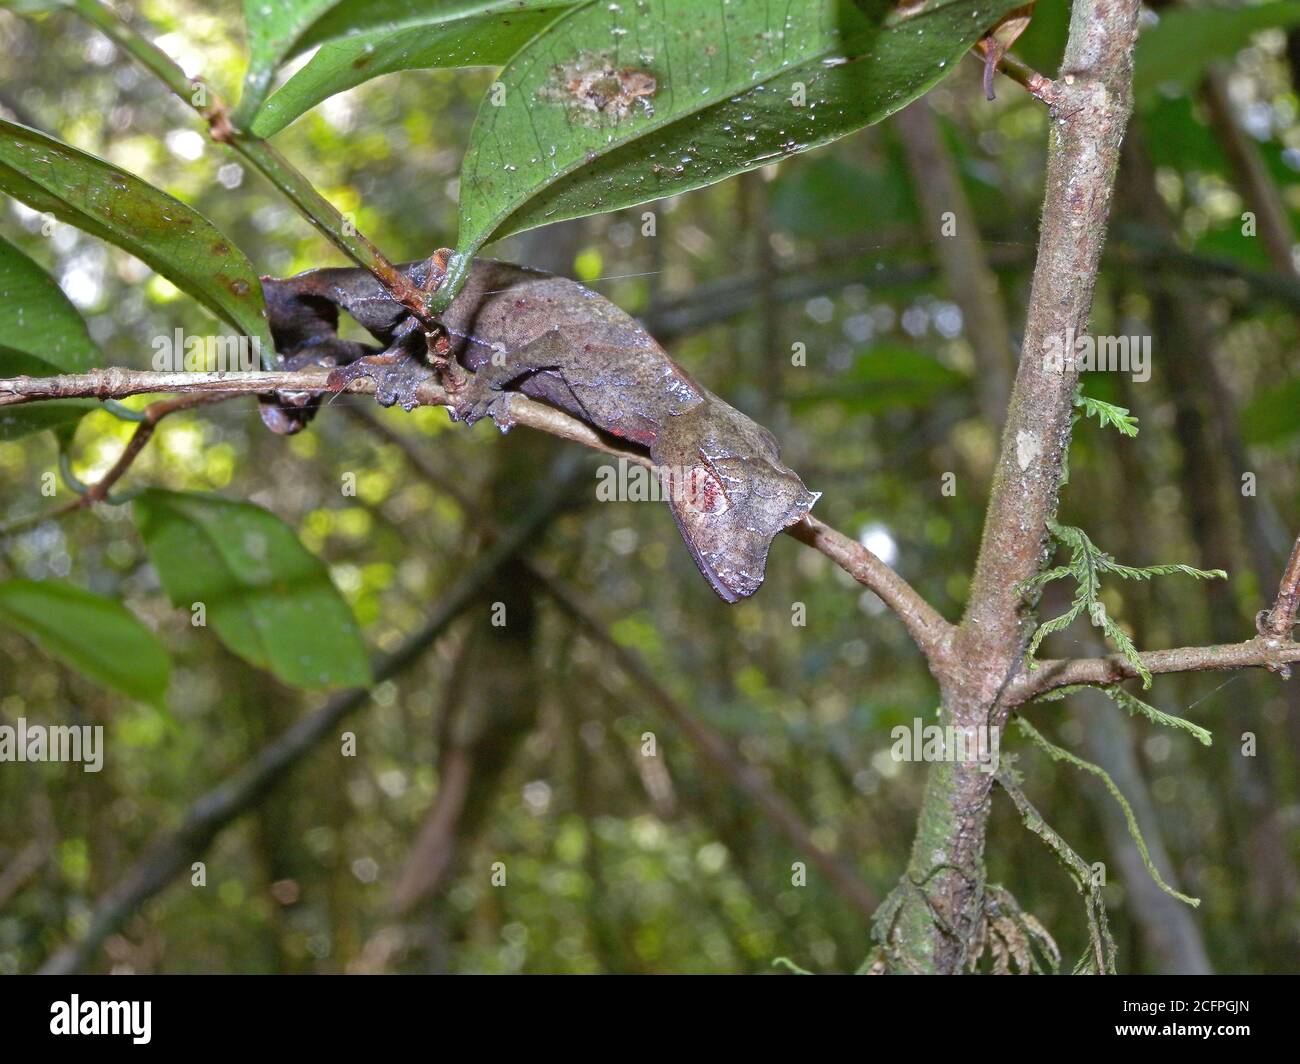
(261, 253, 817, 601)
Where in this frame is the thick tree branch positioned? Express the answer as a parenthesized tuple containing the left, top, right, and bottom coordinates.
(959, 0, 1141, 691)
(881, 0, 1143, 975)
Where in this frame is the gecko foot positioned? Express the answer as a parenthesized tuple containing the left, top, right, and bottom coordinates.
(448, 380, 515, 431)
(327, 347, 435, 411)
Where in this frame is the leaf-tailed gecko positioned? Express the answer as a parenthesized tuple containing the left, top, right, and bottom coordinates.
(261, 251, 817, 602)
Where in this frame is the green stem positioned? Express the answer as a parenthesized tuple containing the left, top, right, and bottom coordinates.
(68, 0, 430, 323)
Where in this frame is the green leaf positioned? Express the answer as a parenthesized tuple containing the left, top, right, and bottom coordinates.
(1022, 521, 1226, 687)
(0, 579, 171, 704)
(1134, 1, 1300, 104)
(238, 0, 563, 122)
(441, 0, 1026, 300)
(250, 0, 576, 137)
(0, 236, 99, 439)
(1106, 685, 1212, 747)
(0, 233, 99, 371)
(134, 489, 372, 689)
(238, 0, 341, 121)
(0, 120, 273, 354)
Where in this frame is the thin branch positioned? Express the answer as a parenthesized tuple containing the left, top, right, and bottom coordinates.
(785, 514, 955, 665)
(1, 367, 955, 664)
(968, 49, 1059, 105)
(0, 393, 234, 534)
(0, 367, 379, 406)
(1261, 534, 1300, 642)
(1012, 636, 1300, 703)
(1013, 528, 1300, 702)
(69, 0, 430, 321)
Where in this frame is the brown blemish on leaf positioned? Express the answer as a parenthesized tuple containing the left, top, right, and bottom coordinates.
(537, 51, 656, 123)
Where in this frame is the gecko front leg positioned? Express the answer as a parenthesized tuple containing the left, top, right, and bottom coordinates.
(323, 250, 453, 410)
(447, 327, 579, 431)
(326, 317, 439, 410)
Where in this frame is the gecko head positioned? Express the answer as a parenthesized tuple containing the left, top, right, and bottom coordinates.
(657, 400, 818, 602)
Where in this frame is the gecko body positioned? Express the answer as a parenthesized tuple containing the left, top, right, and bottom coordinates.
(262, 255, 817, 601)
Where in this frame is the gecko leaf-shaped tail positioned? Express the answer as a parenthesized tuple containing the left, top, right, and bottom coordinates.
(652, 397, 818, 602)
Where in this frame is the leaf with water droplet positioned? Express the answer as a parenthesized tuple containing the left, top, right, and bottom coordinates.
(0, 234, 102, 439)
(447, 0, 1025, 281)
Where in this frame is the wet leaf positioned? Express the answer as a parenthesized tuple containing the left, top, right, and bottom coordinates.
(238, 0, 563, 121)
(0, 233, 99, 371)
(439, 0, 1025, 302)
(0, 237, 99, 438)
(0, 119, 273, 353)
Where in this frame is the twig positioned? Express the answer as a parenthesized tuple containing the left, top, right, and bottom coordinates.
(0, 393, 235, 534)
(785, 514, 955, 667)
(1260, 535, 1300, 642)
(1012, 636, 1300, 702)
(68, 0, 430, 323)
(968, 49, 1058, 105)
